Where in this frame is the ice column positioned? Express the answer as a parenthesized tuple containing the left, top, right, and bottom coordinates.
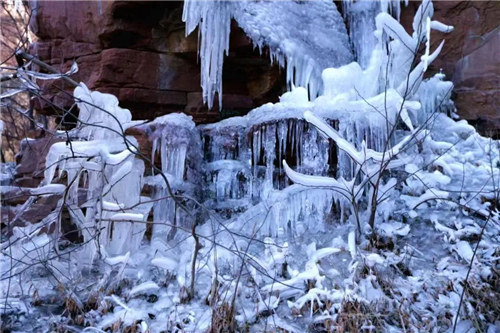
(183, 0, 232, 109)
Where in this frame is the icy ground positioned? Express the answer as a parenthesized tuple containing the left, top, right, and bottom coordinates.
(2, 0, 500, 332)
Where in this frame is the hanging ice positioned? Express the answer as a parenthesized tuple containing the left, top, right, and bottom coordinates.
(182, 0, 231, 109)
(183, 0, 353, 109)
(143, 113, 201, 241)
(342, 0, 380, 69)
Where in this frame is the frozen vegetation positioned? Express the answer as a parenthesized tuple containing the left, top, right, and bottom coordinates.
(1, 0, 500, 332)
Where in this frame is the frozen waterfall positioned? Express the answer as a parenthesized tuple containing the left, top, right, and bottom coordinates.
(25, 0, 455, 257)
(8, 2, 500, 332)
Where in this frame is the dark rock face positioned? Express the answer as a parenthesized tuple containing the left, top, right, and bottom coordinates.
(15, 136, 64, 188)
(401, 1, 500, 134)
(29, 1, 285, 124)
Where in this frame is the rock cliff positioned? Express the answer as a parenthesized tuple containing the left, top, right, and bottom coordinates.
(28, 1, 285, 124)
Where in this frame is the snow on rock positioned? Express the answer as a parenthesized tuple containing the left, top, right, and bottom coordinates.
(103, 250, 131, 266)
(455, 241, 474, 263)
(402, 189, 450, 210)
(364, 253, 385, 268)
(377, 222, 411, 237)
(279, 86, 310, 106)
(444, 320, 476, 333)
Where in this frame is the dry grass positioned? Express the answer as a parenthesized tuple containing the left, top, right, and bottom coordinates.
(463, 274, 500, 331)
(334, 300, 385, 333)
(208, 302, 235, 333)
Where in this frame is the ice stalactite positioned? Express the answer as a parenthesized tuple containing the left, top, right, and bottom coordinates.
(198, 88, 333, 211)
(43, 137, 152, 257)
(415, 72, 455, 124)
(234, 1, 353, 99)
(204, 160, 252, 213)
(228, 183, 349, 238)
(182, 0, 232, 109)
(342, 0, 380, 70)
(198, 117, 335, 233)
(341, 1, 410, 69)
(249, 118, 332, 195)
(199, 118, 252, 213)
(200, 117, 248, 163)
(197, 78, 421, 235)
(149, 114, 195, 180)
(183, 0, 353, 108)
(143, 114, 200, 240)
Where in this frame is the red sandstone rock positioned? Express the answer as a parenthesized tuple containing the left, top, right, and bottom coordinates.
(28, 0, 283, 124)
(15, 136, 64, 186)
(452, 28, 500, 130)
(401, 1, 500, 133)
(1, 187, 32, 206)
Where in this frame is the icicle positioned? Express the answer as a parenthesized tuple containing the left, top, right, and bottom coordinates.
(422, 16, 432, 72)
(183, 0, 232, 109)
(152, 137, 158, 175)
(343, 0, 380, 69)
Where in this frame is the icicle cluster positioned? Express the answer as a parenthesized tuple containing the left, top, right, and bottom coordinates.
(182, 0, 231, 109)
(42, 138, 151, 258)
(145, 113, 201, 240)
(183, 0, 353, 109)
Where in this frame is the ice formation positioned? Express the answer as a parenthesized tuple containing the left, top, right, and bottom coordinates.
(73, 83, 134, 140)
(183, 0, 353, 108)
(3, 1, 500, 332)
(144, 113, 201, 240)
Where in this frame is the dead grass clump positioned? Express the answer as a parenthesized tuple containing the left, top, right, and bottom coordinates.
(334, 300, 385, 333)
(208, 302, 235, 333)
(463, 275, 500, 331)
